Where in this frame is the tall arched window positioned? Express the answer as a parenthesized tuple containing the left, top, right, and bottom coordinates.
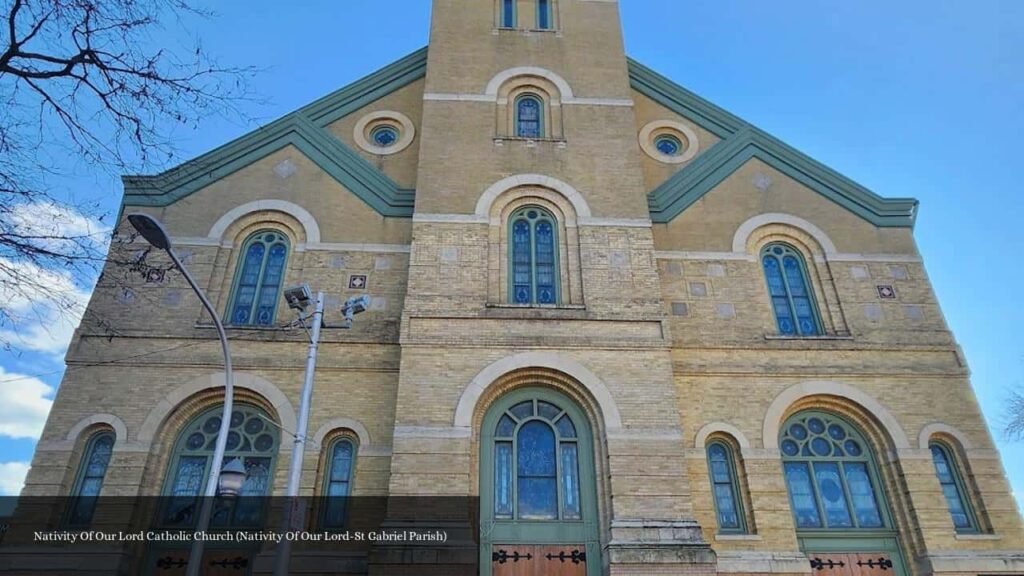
(66, 431, 114, 526)
(706, 441, 745, 533)
(501, 0, 515, 28)
(514, 94, 543, 138)
(161, 404, 278, 527)
(228, 230, 289, 326)
(929, 442, 978, 532)
(509, 206, 559, 305)
(780, 411, 887, 530)
(321, 437, 357, 529)
(761, 243, 821, 336)
(537, 0, 551, 29)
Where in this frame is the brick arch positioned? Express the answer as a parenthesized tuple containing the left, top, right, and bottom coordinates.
(207, 199, 321, 244)
(484, 66, 574, 99)
(475, 174, 591, 220)
(918, 422, 973, 451)
(732, 212, 838, 255)
(65, 414, 130, 451)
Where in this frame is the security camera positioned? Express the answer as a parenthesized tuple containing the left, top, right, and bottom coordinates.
(339, 295, 372, 329)
(283, 284, 313, 312)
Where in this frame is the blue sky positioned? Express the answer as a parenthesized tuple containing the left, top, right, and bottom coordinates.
(0, 0, 1021, 514)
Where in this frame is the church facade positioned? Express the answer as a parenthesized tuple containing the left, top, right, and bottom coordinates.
(11, 1, 1024, 575)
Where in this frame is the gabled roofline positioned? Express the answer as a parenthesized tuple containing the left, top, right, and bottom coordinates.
(121, 47, 428, 216)
(629, 58, 919, 228)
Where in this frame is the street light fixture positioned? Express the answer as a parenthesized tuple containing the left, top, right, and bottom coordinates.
(127, 213, 237, 576)
(217, 459, 248, 499)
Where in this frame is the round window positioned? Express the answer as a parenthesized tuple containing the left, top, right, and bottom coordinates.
(654, 134, 682, 156)
(370, 125, 399, 147)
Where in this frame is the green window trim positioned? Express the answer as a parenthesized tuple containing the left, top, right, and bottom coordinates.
(319, 436, 358, 530)
(158, 404, 279, 529)
(760, 243, 823, 336)
(513, 93, 545, 139)
(227, 230, 290, 326)
(706, 440, 747, 533)
(929, 441, 979, 533)
(508, 206, 560, 305)
(65, 430, 115, 527)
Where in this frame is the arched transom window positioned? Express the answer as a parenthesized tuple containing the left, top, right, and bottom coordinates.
(229, 230, 289, 326)
(509, 206, 559, 305)
(515, 94, 543, 138)
(780, 412, 887, 530)
(929, 442, 978, 532)
(321, 437, 357, 529)
(161, 404, 279, 527)
(706, 441, 745, 532)
(493, 397, 581, 520)
(761, 243, 821, 336)
(67, 431, 114, 526)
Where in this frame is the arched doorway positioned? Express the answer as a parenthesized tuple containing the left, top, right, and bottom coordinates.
(479, 387, 601, 576)
(779, 410, 908, 575)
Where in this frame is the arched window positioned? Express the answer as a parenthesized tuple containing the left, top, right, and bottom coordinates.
(321, 437, 357, 529)
(228, 230, 290, 326)
(501, 0, 515, 28)
(929, 442, 978, 532)
(493, 397, 581, 520)
(537, 0, 551, 29)
(509, 206, 559, 305)
(160, 404, 278, 527)
(780, 412, 887, 530)
(706, 441, 745, 532)
(66, 431, 114, 526)
(761, 243, 821, 336)
(514, 94, 544, 138)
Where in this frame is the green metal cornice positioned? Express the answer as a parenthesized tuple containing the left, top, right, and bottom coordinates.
(629, 58, 918, 228)
(121, 47, 428, 216)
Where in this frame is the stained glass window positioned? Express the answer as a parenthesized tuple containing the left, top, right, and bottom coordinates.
(322, 438, 357, 529)
(655, 135, 682, 156)
(229, 231, 289, 326)
(780, 412, 887, 531)
(493, 397, 580, 521)
(706, 441, 745, 532)
(370, 125, 398, 147)
(502, 0, 515, 27)
(537, 0, 551, 29)
(761, 243, 821, 335)
(929, 443, 977, 532)
(161, 404, 278, 527)
(509, 207, 559, 305)
(515, 95, 543, 138)
(67, 432, 114, 526)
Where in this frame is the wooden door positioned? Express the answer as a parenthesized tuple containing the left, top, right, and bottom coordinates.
(150, 550, 251, 575)
(491, 544, 587, 576)
(808, 552, 898, 575)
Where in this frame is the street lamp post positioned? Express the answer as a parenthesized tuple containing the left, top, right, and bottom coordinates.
(127, 213, 237, 576)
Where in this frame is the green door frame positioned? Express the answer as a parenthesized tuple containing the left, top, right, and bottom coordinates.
(479, 387, 601, 576)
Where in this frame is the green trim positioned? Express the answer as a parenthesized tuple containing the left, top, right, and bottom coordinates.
(706, 440, 747, 534)
(629, 60, 919, 228)
(507, 206, 560, 304)
(760, 243, 824, 336)
(319, 436, 358, 530)
(225, 230, 290, 326)
(64, 430, 115, 528)
(513, 93, 545, 138)
(121, 47, 427, 216)
(928, 441, 980, 534)
(479, 387, 601, 576)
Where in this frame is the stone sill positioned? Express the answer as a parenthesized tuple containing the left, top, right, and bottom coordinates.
(486, 303, 586, 311)
(954, 533, 1001, 540)
(493, 27, 559, 35)
(494, 136, 567, 147)
(763, 334, 854, 341)
(714, 534, 762, 541)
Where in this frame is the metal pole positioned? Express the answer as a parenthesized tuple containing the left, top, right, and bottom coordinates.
(169, 248, 235, 576)
(273, 291, 324, 576)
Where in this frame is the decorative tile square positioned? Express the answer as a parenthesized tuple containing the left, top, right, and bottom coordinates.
(664, 261, 683, 277)
(864, 303, 883, 321)
(752, 171, 773, 192)
(609, 249, 628, 269)
(903, 305, 923, 320)
(707, 263, 726, 277)
(715, 303, 736, 319)
(850, 265, 870, 280)
(374, 256, 391, 270)
(324, 295, 341, 310)
(670, 302, 689, 317)
(370, 296, 387, 311)
(161, 290, 182, 308)
(689, 282, 708, 297)
(145, 268, 166, 284)
(348, 275, 368, 289)
(440, 246, 459, 264)
(889, 265, 909, 280)
(330, 255, 347, 269)
(876, 285, 896, 299)
(117, 288, 136, 305)
(273, 159, 297, 179)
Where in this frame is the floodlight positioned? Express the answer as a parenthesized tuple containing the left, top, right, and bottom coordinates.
(284, 284, 313, 311)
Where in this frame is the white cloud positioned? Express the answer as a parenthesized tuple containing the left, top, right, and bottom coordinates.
(0, 461, 30, 496)
(7, 200, 110, 252)
(0, 366, 54, 439)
